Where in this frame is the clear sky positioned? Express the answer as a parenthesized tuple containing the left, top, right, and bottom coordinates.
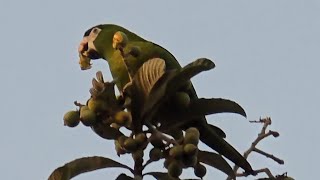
(1, 1, 319, 179)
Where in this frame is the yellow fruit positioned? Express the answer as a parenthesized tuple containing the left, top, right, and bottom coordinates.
(80, 105, 89, 113)
(194, 163, 207, 178)
(149, 148, 162, 161)
(80, 109, 97, 126)
(112, 31, 128, 49)
(184, 127, 200, 145)
(168, 161, 183, 178)
(173, 92, 190, 109)
(169, 145, 184, 159)
(63, 110, 80, 127)
(123, 137, 138, 152)
(88, 98, 107, 113)
(183, 144, 198, 156)
(114, 111, 131, 126)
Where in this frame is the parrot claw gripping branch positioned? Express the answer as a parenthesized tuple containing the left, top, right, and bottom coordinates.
(55, 24, 261, 180)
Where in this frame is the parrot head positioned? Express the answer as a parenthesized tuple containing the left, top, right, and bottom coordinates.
(78, 26, 104, 70)
(78, 24, 145, 70)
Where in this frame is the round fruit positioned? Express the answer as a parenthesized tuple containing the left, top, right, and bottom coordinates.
(88, 98, 107, 112)
(63, 110, 80, 127)
(169, 145, 184, 159)
(114, 111, 131, 126)
(182, 156, 198, 167)
(168, 161, 183, 178)
(112, 31, 128, 49)
(194, 163, 207, 178)
(135, 133, 147, 146)
(80, 105, 89, 113)
(173, 92, 190, 109)
(149, 148, 162, 161)
(183, 144, 198, 156)
(149, 134, 165, 148)
(184, 127, 200, 145)
(123, 137, 138, 152)
(80, 109, 97, 126)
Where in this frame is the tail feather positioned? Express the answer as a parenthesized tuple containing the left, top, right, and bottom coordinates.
(197, 123, 253, 173)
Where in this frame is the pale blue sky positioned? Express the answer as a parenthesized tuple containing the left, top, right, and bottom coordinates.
(1, 1, 319, 179)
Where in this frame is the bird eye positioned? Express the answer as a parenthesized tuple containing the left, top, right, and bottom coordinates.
(92, 28, 100, 34)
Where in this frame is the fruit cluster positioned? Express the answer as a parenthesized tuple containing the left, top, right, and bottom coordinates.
(163, 127, 207, 179)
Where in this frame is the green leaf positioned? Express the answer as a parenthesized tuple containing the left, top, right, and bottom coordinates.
(198, 150, 235, 178)
(208, 124, 226, 138)
(115, 173, 134, 180)
(48, 156, 133, 180)
(187, 98, 247, 118)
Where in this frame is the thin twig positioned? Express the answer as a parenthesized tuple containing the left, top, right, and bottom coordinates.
(227, 117, 284, 180)
(253, 148, 284, 164)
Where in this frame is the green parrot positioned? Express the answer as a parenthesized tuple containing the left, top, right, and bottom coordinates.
(78, 24, 253, 174)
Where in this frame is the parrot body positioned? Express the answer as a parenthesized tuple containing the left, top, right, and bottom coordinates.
(78, 24, 252, 173)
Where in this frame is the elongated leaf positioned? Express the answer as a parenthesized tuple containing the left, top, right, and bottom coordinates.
(187, 98, 246, 118)
(198, 150, 235, 178)
(208, 124, 226, 138)
(115, 173, 134, 180)
(48, 156, 133, 180)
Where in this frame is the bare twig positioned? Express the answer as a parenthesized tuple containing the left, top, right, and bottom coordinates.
(253, 148, 284, 165)
(227, 117, 284, 180)
(236, 168, 275, 179)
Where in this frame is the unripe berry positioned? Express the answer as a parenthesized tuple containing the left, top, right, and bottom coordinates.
(112, 31, 128, 49)
(149, 148, 162, 161)
(184, 127, 200, 145)
(173, 92, 190, 109)
(168, 161, 183, 178)
(63, 110, 80, 127)
(169, 145, 184, 159)
(80, 109, 97, 126)
(183, 144, 198, 156)
(194, 163, 207, 178)
(88, 98, 107, 113)
(114, 111, 131, 126)
(123, 137, 138, 152)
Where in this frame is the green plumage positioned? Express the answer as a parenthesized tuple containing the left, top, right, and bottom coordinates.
(80, 24, 252, 173)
